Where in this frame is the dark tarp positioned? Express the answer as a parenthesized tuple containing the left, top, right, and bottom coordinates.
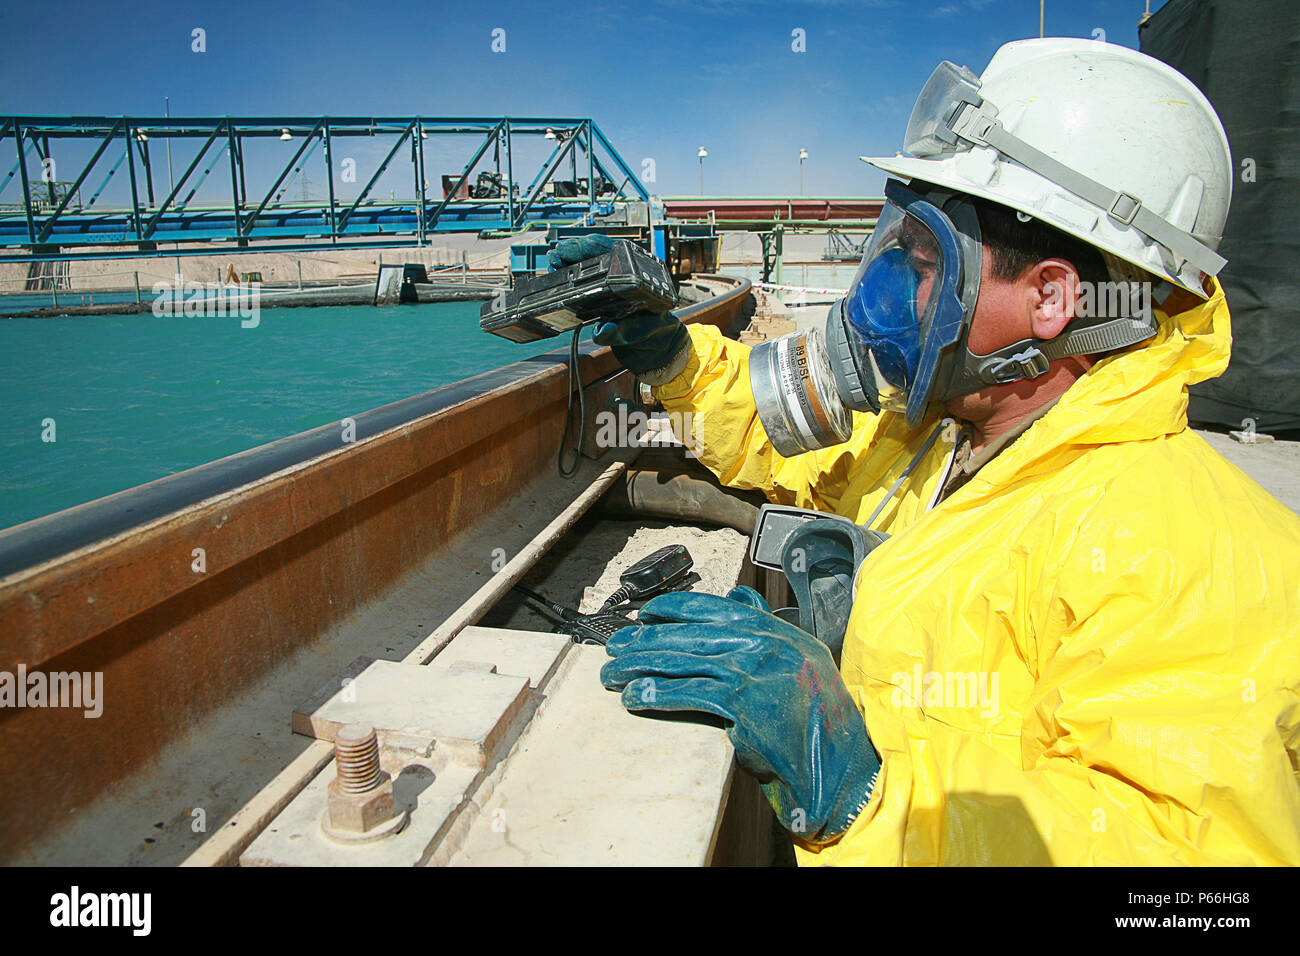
(1140, 0, 1300, 432)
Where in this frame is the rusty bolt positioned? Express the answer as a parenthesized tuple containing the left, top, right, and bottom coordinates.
(334, 723, 383, 794)
(321, 723, 408, 843)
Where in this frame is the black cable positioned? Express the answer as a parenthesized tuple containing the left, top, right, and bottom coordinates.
(598, 585, 634, 614)
(511, 583, 634, 646)
(557, 326, 588, 478)
(512, 584, 568, 621)
(596, 571, 701, 614)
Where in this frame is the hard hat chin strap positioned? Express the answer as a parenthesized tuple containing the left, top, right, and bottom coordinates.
(944, 308, 1160, 395)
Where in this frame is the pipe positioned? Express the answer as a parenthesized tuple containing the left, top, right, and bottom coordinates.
(602, 464, 765, 535)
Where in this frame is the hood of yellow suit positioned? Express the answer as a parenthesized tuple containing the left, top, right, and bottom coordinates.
(989, 276, 1231, 471)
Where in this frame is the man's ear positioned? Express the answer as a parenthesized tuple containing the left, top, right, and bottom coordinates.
(1029, 259, 1082, 340)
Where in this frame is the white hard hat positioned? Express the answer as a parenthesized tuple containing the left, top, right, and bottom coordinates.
(862, 38, 1233, 297)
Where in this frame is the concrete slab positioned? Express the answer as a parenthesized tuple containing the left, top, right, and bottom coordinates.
(442, 646, 737, 867)
(290, 655, 376, 738)
(239, 750, 479, 867)
(293, 660, 530, 767)
(429, 626, 570, 689)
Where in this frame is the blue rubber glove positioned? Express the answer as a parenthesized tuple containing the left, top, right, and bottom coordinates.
(547, 234, 690, 386)
(600, 586, 881, 844)
(546, 234, 620, 270)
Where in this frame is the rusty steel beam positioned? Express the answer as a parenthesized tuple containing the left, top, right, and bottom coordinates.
(0, 277, 751, 861)
(664, 197, 885, 225)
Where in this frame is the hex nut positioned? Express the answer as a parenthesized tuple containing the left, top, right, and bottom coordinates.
(326, 771, 396, 833)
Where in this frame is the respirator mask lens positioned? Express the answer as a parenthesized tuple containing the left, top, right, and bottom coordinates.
(840, 206, 945, 415)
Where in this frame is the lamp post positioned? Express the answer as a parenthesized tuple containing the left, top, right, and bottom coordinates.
(698, 146, 708, 194)
(799, 148, 808, 195)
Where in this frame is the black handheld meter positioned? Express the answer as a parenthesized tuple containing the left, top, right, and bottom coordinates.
(480, 239, 678, 343)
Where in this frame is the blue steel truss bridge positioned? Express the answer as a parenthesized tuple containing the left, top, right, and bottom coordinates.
(0, 115, 652, 263)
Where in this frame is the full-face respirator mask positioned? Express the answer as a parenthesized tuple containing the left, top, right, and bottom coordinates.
(751, 179, 987, 455)
(751, 174, 1163, 457)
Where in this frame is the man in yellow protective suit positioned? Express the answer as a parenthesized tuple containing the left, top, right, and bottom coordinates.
(591, 38, 1300, 865)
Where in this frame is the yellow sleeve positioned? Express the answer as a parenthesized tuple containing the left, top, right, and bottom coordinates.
(653, 324, 876, 511)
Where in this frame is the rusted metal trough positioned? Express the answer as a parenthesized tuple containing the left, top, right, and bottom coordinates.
(0, 276, 754, 864)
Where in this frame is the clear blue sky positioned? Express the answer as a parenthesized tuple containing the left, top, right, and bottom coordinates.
(0, 0, 1163, 197)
